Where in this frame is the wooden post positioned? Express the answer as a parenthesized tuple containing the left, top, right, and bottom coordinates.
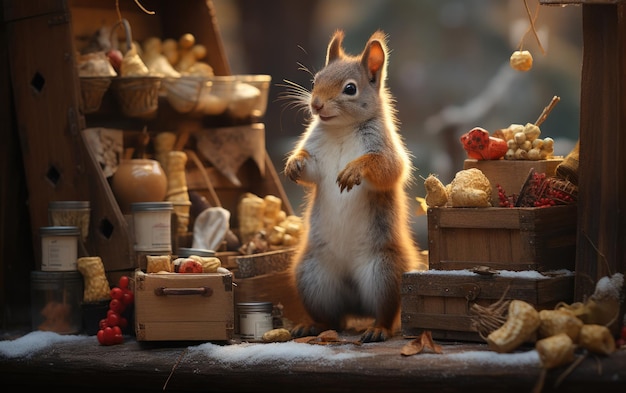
(542, 0, 626, 331)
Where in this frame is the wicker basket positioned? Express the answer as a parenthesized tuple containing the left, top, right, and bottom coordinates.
(162, 76, 211, 114)
(112, 76, 162, 118)
(79, 77, 111, 114)
(109, 18, 161, 119)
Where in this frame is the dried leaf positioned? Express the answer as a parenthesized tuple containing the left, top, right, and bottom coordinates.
(317, 330, 340, 342)
(401, 331, 443, 356)
(294, 336, 317, 344)
(401, 339, 425, 356)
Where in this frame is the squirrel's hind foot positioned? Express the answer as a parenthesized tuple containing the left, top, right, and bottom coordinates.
(359, 326, 392, 343)
(290, 323, 327, 338)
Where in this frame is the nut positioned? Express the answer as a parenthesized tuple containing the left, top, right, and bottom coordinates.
(536, 333, 575, 369)
(487, 300, 540, 353)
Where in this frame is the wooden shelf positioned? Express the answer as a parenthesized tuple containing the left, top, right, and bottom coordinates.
(3, 0, 292, 273)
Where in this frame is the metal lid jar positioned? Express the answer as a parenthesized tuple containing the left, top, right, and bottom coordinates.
(131, 202, 173, 252)
(40, 226, 80, 271)
(236, 301, 274, 341)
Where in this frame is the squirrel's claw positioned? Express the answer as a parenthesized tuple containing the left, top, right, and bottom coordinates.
(284, 151, 309, 183)
(290, 323, 325, 338)
(337, 167, 361, 192)
(359, 326, 391, 343)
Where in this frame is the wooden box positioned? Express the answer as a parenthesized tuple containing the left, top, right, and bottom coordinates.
(401, 270, 575, 342)
(428, 205, 577, 271)
(134, 270, 234, 341)
(463, 158, 562, 205)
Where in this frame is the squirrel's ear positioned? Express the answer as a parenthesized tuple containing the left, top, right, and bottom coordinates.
(361, 31, 388, 87)
(325, 30, 345, 65)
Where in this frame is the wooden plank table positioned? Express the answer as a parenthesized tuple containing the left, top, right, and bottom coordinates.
(1, 331, 624, 392)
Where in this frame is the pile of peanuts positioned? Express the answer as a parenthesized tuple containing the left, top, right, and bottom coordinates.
(486, 299, 616, 369)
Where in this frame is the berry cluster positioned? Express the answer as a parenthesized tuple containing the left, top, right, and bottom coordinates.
(497, 184, 515, 207)
(97, 276, 134, 346)
(497, 171, 577, 208)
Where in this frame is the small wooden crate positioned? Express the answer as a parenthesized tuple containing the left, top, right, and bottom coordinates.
(428, 205, 577, 271)
(134, 270, 234, 341)
(463, 158, 562, 205)
(401, 270, 575, 342)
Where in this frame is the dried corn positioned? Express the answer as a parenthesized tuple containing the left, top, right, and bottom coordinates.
(77, 256, 111, 302)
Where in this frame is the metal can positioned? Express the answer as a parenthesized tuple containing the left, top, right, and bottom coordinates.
(237, 301, 273, 340)
(40, 226, 80, 271)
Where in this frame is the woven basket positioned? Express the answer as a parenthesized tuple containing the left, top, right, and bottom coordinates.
(162, 76, 210, 114)
(109, 18, 161, 119)
(112, 76, 162, 118)
(80, 77, 111, 113)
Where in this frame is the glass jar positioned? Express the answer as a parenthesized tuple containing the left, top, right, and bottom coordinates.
(40, 226, 80, 271)
(131, 202, 173, 252)
(48, 201, 91, 242)
(30, 271, 83, 334)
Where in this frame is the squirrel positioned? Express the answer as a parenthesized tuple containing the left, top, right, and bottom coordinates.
(283, 30, 428, 342)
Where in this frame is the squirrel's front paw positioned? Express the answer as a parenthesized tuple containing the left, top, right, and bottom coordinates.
(284, 150, 309, 183)
(337, 164, 362, 192)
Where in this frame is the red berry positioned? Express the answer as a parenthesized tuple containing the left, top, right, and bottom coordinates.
(97, 327, 116, 346)
(97, 329, 106, 345)
(112, 326, 123, 344)
(99, 318, 108, 330)
(110, 287, 123, 300)
(121, 290, 134, 306)
(119, 276, 130, 290)
(109, 298, 126, 314)
(106, 312, 120, 328)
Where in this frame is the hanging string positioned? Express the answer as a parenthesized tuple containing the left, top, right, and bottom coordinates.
(518, 0, 546, 55)
(115, 0, 155, 23)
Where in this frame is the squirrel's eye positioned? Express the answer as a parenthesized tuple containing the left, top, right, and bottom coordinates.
(343, 83, 357, 96)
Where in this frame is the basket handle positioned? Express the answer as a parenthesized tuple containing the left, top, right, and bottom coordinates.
(110, 18, 133, 53)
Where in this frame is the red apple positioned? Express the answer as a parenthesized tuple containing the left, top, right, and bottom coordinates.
(106, 49, 123, 73)
(178, 259, 203, 273)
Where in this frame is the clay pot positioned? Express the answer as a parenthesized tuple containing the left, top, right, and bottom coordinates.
(111, 159, 168, 214)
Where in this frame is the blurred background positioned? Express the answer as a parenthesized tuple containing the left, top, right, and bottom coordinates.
(212, 0, 582, 246)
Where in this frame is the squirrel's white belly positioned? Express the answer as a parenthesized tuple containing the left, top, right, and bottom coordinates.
(309, 138, 373, 266)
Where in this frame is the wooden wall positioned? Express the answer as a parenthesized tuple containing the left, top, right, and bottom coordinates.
(0, 3, 35, 330)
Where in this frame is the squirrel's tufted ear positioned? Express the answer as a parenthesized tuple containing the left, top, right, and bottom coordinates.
(361, 30, 388, 87)
(325, 30, 345, 66)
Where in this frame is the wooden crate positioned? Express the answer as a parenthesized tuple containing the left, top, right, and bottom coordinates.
(134, 270, 234, 341)
(463, 158, 562, 205)
(401, 270, 575, 342)
(428, 205, 577, 271)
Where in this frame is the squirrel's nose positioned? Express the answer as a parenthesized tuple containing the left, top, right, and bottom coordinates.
(311, 99, 323, 112)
